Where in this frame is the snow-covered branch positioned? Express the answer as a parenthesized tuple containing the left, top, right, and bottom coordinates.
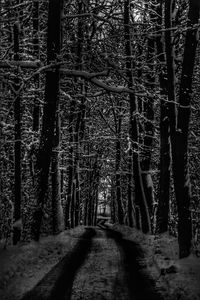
(0, 60, 41, 69)
(24, 62, 136, 95)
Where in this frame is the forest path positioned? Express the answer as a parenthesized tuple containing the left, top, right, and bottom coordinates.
(21, 226, 163, 300)
(70, 227, 129, 300)
(71, 226, 163, 300)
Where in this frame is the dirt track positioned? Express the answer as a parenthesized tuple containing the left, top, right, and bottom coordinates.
(21, 226, 163, 300)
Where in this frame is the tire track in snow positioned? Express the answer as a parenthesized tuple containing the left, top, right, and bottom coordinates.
(71, 227, 164, 300)
(106, 227, 164, 300)
(20, 226, 164, 300)
(20, 228, 95, 300)
(70, 228, 130, 300)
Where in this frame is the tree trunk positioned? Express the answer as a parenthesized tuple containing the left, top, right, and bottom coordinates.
(165, 0, 177, 142)
(94, 187, 98, 226)
(13, 23, 22, 245)
(115, 127, 123, 224)
(32, 0, 40, 132)
(73, 104, 82, 227)
(124, 0, 151, 233)
(127, 149, 135, 227)
(157, 103, 171, 233)
(51, 109, 64, 234)
(31, 0, 62, 241)
(67, 0, 85, 228)
(51, 0, 64, 234)
(156, 0, 171, 234)
(60, 153, 64, 201)
(111, 183, 116, 224)
(65, 99, 75, 228)
(74, 166, 80, 226)
(70, 180, 75, 228)
(87, 161, 92, 226)
(173, 1, 199, 258)
(141, 31, 155, 218)
(93, 169, 99, 226)
(84, 193, 88, 226)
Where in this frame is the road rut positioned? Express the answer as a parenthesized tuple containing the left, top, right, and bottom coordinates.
(20, 226, 163, 300)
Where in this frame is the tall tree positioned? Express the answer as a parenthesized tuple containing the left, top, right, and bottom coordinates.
(51, 0, 64, 234)
(31, 0, 63, 241)
(65, 98, 75, 228)
(13, 22, 22, 245)
(73, 0, 85, 227)
(127, 146, 135, 227)
(114, 100, 124, 224)
(32, 0, 40, 132)
(124, 0, 151, 233)
(51, 108, 64, 233)
(173, 0, 200, 258)
(141, 5, 156, 221)
(156, 0, 171, 234)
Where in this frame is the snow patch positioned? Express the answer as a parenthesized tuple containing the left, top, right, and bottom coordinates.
(112, 225, 200, 300)
(0, 226, 86, 300)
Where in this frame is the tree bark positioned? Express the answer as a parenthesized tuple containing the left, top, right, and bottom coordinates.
(156, 0, 171, 234)
(113, 98, 124, 224)
(51, 109, 64, 234)
(32, 0, 40, 132)
(51, 0, 64, 234)
(116, 134, 123, 224)
(111, 182, 116, 224)
(127, 149, 135, 227)
(141, 29, 155, 219)
(31, 0, 62, 241)
(124, 0, 151, 233)
(173, 1, 199, 258)
(13, 22, 22, 245)
(65, 99, 75, 228)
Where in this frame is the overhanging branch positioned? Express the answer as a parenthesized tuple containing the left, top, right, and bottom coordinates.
(0, 60, 41, 69)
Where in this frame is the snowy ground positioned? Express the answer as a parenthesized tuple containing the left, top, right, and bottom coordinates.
(0, 225, 200, 300)
(0, 226, 86, 300)
(71, 228, 130, 300)
(112, 224, 200, 300)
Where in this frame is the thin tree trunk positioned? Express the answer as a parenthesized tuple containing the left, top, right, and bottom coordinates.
(67, 0, 85, 228)
(87, 159, 92, 226)
(94, 188, 98, 226)
(93, 169, 99, 226)
(165, 0, 177, 142)
(115, 123, 123, 224)
(84, 186, 88, 225)
(127, 149, 135, 227)
(32, 0, 40, 132)
(74, 164, 80, 226)
(124, 0, 151, 233)
(73, 102, 82, 227)
(156, 0, 171, 234)
(65, 99, 75, 228)
(60, 153, 64, 200)
(51, 109, 64, 234)
(70, 180, 75, 228)
(13, 22, 21, 245)
(158, 103, 171, 233)
(51, 0, 64, 234)
(141, 33, 155, 218)
(111, 183, 116, 224)
(90, 161, 96, 226)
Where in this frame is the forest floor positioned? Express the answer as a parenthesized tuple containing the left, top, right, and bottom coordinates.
(0, 224, 200, 300)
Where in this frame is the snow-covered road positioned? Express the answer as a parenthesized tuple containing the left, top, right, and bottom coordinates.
(20, 226, 163, 300)
(71, 228, 130, 300)
(2, 225, 199, 299)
